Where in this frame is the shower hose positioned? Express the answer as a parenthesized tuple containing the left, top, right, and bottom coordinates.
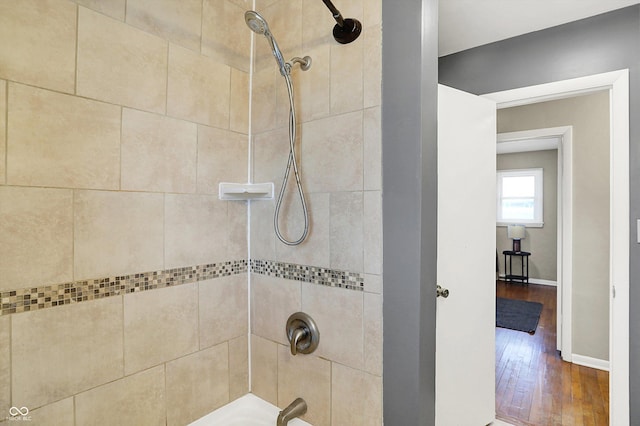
(273, 72, 309, 246)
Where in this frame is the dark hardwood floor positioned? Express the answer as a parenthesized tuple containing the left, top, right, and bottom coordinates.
(495, 280, 609, 425)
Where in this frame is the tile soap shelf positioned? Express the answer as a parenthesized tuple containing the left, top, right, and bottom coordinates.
(218, 182, 274, 201)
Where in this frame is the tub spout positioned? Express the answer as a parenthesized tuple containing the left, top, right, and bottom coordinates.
(276, 397, 307, 426)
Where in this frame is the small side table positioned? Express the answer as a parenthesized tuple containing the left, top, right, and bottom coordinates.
(502, 250, 531, 284)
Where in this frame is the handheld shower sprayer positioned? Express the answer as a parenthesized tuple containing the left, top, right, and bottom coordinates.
(321, 0, 362, 44)
(244, 11, 311, 76)
(244, 10, 311, 246)
(244, 11, 288, 76)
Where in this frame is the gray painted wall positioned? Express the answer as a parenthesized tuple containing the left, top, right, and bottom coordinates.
(382, 0, 438, 424)
(440, 5, 640, 422)
(496, 150, 558, 282)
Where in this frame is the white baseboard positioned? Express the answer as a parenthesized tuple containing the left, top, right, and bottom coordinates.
(497, 275, 557, 286)
(572, 354, 610, 371)
(528, 278, 557, 286)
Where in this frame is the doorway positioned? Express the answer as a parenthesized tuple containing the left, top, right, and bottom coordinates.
(483, 69, 630, 424)
(495, 102, 612, 421)
(496, 126, 571, 356)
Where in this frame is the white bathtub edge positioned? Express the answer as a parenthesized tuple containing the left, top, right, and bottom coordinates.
(188, 393, 312, 426)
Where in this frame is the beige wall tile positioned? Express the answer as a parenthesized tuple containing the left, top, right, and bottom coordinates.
(228, 0, 253, 8)
(25, 397, 74, 426)
(0, 0, 76, 93)
(199, 276, 248, 349)
(122, 108, 197, 193)
(227, 201, 248, 260)
(250, 67, 277, 134)
(297, 45, 330, 123)
(251, 274, 301, 345)
(230, 69, 250, 134)
(229, 335, 249, 400)
(364, 107, 382, 191)
(249, 199, 276, 260)
(302, 282, 364, 369)
(274, 70, 291, 130)
(196, 126, 248, 194)
(12, 297, 124, 409)
(126, 0, 202, 52)
(255, 0, 281, 9)
(74, 191, 164, 280)
(278, 346, 331, 426)
(164, 194, 228, 268)
(77, 7, 168, 113)
(0, 317, 9, 417)
(364, 292, 382, 376)
(166, 343, 229, 426)
(330, 192, 363, 272)
(276, 192, 331, 268)
(168, 45, 231, 128)
(7, 83, 121, 190)
(76, 366, 165, 426)
(73, 0, 125, 21)
(330, 36, 364, 114)
(331, 363, 382, 426)
(250, 335, 278, 406)
(0, 81, 5, 185)
(364, 191, 382, 275)
(364, 24, 382, 108)
(253, 127, 289, 192)
(0, 187, 73, 291)
(302, 111, 363, 192)
(364, 273, 382, 295)
(363, 0, 382, 26)
(124, 284, 199, 375)
(259, 1, 302, 64)
(268, 0, 306, 127)
(301, 0, 334, 48)
(202, 0, 251, 72)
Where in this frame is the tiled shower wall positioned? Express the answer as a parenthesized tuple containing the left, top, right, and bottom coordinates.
(248, 1, 383, 425)
(0, 0, 252, 424)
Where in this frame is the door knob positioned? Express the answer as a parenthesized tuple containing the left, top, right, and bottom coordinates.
(437, 285, 450, 298)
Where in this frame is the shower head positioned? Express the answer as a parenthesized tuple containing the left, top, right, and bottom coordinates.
(321, 0, 362, 44)
(245, 10, 268, 35)
(245, 11, 289, 76)
(332, 18, 362, 44)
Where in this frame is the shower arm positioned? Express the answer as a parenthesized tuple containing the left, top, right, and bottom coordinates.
(321, 0, 345, 27)
(289, 56, 312, 71)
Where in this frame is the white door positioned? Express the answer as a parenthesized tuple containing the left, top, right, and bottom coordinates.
(436, 84, 497, 425)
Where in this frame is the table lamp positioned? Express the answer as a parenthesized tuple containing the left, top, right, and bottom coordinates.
(507, 224, 526, 252)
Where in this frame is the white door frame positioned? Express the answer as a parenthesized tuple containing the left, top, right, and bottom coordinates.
(497, 126, 573, 360)
(483, 69, 630, 425)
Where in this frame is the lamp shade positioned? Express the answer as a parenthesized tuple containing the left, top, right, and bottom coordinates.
(507, 224, 526, 240)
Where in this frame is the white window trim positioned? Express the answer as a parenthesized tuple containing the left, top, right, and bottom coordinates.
(496, 168, 544, 227)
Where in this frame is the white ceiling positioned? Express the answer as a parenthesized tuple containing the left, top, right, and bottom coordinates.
(439, 0, 640, 57)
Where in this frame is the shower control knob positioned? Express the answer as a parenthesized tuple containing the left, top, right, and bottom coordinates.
(286, 312, 320, 355)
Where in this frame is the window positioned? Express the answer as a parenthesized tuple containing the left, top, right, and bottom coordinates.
(497, 168, 543, 227)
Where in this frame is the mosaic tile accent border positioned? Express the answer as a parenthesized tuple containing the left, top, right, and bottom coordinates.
(0, 260, 247, 316)
(1, 259, 366, 316)
(251, 259, 365, 291)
